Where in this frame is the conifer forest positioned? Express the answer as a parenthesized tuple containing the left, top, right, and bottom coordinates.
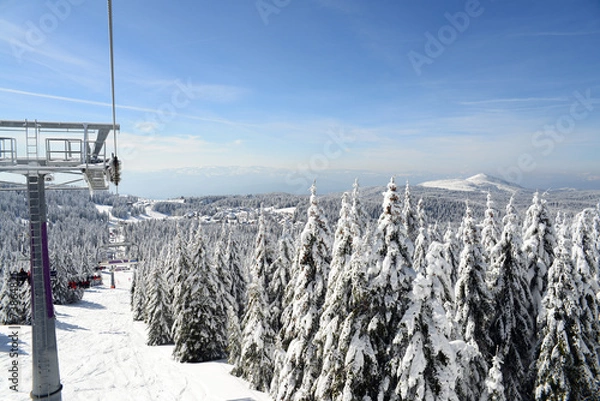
(1, 179, 599, 401)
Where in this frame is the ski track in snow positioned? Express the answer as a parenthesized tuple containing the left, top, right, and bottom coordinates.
(0, 271, 270, 401)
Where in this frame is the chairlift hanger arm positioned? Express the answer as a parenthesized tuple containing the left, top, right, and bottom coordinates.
(92, 128, 111, 159)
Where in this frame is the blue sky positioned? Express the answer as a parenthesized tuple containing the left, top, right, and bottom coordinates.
(1, 0, 599, 196)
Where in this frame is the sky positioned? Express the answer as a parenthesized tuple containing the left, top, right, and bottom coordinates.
(0, 0, 599, 197)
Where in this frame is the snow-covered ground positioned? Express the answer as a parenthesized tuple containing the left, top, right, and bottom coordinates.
(95, 200, 296, 226)
(0, 271, 271, 401)
(95, 203, 173, 223)
(265, 206, 296, 216)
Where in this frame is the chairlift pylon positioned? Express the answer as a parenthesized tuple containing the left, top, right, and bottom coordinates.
(97, 222, 139, 271)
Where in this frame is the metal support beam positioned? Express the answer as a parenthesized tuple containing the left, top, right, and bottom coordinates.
(27, 174, 62, 401)
(0, 120, 119, 131)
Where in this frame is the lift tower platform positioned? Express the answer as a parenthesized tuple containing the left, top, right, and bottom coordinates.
(0, 120, 119, 401)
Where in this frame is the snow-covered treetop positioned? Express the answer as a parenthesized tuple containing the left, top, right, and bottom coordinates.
(485, 354, 506, 401)
(351, 178, 367, 240)
(416, 197, 427, 229)
(502, 196, 520, 233)
(460, 203, 477, 246)
(482, 192, 500, 246)
(382, 176, 399, 216)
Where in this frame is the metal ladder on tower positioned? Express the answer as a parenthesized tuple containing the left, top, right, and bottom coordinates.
(27, 174, 63, 401)
(26, 121, 39, 161)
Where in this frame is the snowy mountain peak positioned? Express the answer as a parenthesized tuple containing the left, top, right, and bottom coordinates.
(466, 173, 492, 182)
(418, 173, 523, 193)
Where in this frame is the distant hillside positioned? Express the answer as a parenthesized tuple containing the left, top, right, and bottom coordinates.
(418, 173, 523, 193)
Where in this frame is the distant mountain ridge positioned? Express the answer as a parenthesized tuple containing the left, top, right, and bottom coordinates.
(119, 166, 599, 199)
(418, 173, 524, 193)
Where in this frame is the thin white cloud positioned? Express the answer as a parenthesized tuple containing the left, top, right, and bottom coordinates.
(509, 30, 600, 37)
(129, 78, 249, 103)
(0, 87, 253, 128)
(117, 132, 255, 172)
(0, 18, 93, 69)
(187, 83, 248, 103)
(459, 97, 568, 105)
(0, 87, 112, 108)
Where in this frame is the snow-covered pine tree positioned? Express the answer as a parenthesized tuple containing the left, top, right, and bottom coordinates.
(131, 262, 147, 322)
(273, 182, 332, 401)
(51, 251, 69, 305)
(429, 221, 443, 243)
(364, 177, 415, 400)
(233, 211, 277, 391)
(403, 180, 418, 248)
(171, 225, 190, 316)
(522, 192, 556, 322)
(212, 223, 235, 314)
(426, 241, 455, 321)
(454, 204, 494, 401)
(17, 271, 31, 325)
(171, 252, 202, 362)
(68, 252, 85, 304)
(350, 178, 368, 240)
(52, 250, 84, 305)
(534, 224, 600, 401)
(0, 267, 15, 324)
(554, 211, 564, 234)
(336, 239, 378, 401)
(0, 265, 30, 325)
(233, 239, 275, 391)
(488, 197, 535, 401)
(271, 220, 299, 392)
(572, 209, 600, 297)
(130, 264, 136, 309)
(250, 212, 275, 287)
(162, 246, 176, 306)
(77, 249, 95, 290)
(172, 226, 228, 362)
(481, 192, 501, 265)
(395, 241, 459, 401)
(570, 209, 600, 386)
(314, 190, 363, 401)
(442, 225, 460, 289)
(226, 229, 248, 321)
(145, 258, 174, 346)
(412, 198, 430, 274)
(267, 218, 294, 336)
(481, 354, 507, 401)
(455, 204, 494, 354)
(227, 306, 243, 367)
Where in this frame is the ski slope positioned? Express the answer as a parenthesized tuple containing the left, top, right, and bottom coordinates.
(0, 271, 271, 401)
